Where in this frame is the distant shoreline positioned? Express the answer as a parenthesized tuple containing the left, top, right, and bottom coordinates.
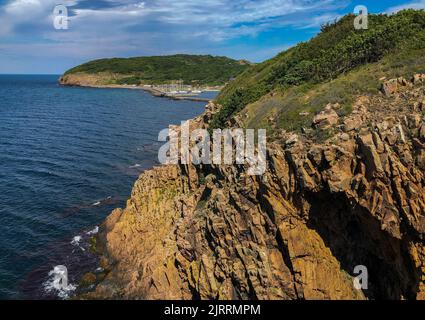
(59, 82, 218, 102)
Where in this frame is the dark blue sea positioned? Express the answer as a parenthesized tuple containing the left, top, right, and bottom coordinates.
(0, 75, 211, 299)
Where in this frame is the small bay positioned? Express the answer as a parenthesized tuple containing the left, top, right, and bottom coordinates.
(0, 75, 211, 299)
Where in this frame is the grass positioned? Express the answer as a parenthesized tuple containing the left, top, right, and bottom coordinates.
(242, 46, 425, 136)
(64, 54, 250, 86)
(210, 10, 425, 131)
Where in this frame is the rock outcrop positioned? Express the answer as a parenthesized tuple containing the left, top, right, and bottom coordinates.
(59, 72, 129, 87)
(85, 77, 425, 300)
(313, 103, 340, 129)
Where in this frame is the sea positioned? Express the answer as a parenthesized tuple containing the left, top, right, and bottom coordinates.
(0, 75, 213, 299)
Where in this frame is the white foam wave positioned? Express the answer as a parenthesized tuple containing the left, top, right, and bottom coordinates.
(70, 235, 82, 246)
(43, 265, 77, 299)
(129, 163, 141, 168)
(86, 226, 99, 236)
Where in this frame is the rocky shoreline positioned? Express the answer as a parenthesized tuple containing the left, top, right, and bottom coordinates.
(58, 74, 216, 102)
(77, 74, 425, 300)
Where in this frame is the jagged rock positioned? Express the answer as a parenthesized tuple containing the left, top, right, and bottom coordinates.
(417, 149, 425, 169)
(381, 79, 399, 96)
(407, 114, 422, 129)
(413, 100, 425, 112)
(285, 134, 299, 147)
(313, 105, 339, 129)
(85, 78, 425, 301)
(420, 123, 425, 141)
(398, 77, 408, 86)
(343, 117, 362, 132)
(413, 74, 425, 84)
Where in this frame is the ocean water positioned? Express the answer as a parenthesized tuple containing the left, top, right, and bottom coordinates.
(0, 75, 210, 299)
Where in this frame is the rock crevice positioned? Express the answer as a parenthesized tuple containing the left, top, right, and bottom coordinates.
(86, 79, 425, 300)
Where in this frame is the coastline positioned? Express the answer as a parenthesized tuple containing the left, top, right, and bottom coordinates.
(79, 101, 218, 299)
(79, 76, 425, 300)
(58, 81, 218, 103)
(7, 75, 212, 299)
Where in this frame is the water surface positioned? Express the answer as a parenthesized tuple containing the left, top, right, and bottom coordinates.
(0, 75, 211, 299)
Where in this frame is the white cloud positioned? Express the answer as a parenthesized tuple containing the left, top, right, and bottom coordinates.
(5, 0, 42, 15)
(0, 0, 347, 72)
(386, 0, 425, 14)
(1, 0, 343, 39)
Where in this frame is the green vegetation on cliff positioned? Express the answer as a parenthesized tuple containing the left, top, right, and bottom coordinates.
(211, 10, 425, 131)
(64, 54, 251, 86)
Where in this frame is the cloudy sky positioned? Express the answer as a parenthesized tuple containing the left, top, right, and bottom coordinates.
(0, 0, 424, 74)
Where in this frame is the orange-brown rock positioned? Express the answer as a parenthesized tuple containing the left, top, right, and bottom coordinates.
(85, 77, 425, 300)
(312, 104, 340, 129)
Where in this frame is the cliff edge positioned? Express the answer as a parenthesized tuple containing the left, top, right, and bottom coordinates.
(84, 75, 425, 300)
(78, 11, 425, 300)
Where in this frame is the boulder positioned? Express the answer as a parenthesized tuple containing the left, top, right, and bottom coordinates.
(313, 106, 339, 129)
(343, 117, 362, 132)
(381, 79, 398, 97)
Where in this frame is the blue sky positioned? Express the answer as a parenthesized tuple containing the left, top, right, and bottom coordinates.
(0, 0, 424, 74)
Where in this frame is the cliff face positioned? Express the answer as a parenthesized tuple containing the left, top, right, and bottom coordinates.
(59, 72, 128, 87)
(87, 76, 425, 300)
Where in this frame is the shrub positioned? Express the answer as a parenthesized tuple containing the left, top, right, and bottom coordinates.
(210, 10, 425, 129)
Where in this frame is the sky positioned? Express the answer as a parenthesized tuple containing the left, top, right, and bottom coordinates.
(0, 0, 424, 74)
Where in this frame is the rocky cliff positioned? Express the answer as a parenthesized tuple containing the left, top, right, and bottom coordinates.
(85, 75, 425, 300)
(59, 72, 129, 87)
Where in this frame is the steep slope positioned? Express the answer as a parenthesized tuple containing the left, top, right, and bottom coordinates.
(80, 11, 425, 300)
(59, 54, 251, 87)
(211, 10, 425, 131)
(86, 76, 425, 300)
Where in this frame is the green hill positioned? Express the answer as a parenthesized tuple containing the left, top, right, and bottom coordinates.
(63, 54, 251, 86)
(210, 10, 425, 133)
